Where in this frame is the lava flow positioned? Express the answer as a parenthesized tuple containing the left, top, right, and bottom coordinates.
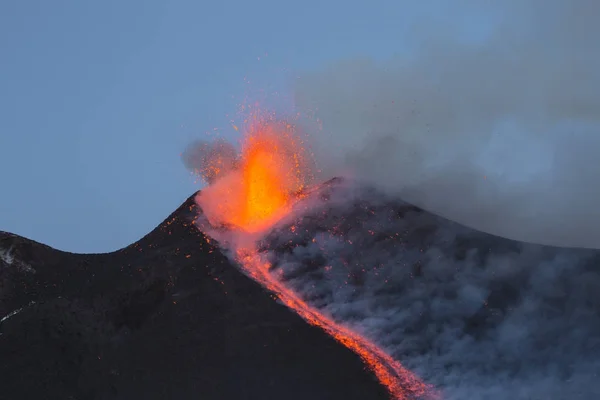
(195, 115, 434, 399)
(235, 249, 432, 400)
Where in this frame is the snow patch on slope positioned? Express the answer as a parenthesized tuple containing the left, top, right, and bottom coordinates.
(0, 246, 35, 274)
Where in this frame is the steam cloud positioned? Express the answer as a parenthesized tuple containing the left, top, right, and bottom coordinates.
(294, 0, 600, 248)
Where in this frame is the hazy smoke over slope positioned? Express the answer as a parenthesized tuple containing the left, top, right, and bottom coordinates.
(294, 0, 600, 247)
(255, 181, 600, 400)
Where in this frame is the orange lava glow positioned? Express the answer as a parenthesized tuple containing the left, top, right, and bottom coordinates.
(236, 123, 307, 232)
(236, 249, 434, 400)
(198, 112, 435, 399)
(199, 118, 311, 233)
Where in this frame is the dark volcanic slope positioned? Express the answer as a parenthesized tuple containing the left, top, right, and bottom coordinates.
(0, 193, 390, 400)
(257, 180, 600, 399)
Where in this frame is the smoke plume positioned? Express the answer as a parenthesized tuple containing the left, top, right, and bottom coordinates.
(187, 2, 600, 398)
(294, 0, 600, 248)
(182, 138, 239, 184)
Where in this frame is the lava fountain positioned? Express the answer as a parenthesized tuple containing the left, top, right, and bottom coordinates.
(194, 115, 434, 399)
(196, 118, 311, 233)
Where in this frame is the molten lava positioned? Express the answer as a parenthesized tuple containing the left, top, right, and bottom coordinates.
(198, 119, 310, 233)
(235, 249, 432, 400)
(236, 122, 308, 232)
(196, 115, 434, 399)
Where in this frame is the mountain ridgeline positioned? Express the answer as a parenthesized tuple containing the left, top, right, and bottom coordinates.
(3, 179, 600, 399)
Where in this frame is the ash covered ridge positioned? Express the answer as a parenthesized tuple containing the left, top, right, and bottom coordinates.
(2, 178, 600, 399)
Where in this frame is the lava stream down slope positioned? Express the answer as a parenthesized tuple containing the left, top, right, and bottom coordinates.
(193, 117, 434, 400)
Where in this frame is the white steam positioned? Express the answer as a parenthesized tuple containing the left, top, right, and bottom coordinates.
(294, 0, 600, 248)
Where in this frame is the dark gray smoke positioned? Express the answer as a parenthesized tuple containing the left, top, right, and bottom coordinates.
(254, 181, 600, 399)
(181, 138, 239, 184)
(294, 0, 600, 248)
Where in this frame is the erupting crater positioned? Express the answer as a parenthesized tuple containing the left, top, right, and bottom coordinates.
(194, 114, 434, 399)
(197, 118, 312, 233)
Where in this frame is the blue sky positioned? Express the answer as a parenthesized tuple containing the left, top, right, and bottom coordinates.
(0, 1, 488, 252)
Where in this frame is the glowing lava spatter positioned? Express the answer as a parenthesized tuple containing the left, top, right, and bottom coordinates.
(196, 114, 434, 399)
(237, 121, 308, 232)
(198, 117, 311, 233)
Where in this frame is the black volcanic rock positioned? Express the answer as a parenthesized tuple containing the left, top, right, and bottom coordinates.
(0, 193, 390, 400)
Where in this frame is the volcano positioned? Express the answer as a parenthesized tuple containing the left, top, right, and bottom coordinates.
(0, 191, 392, 400)
(3, 179, 600, 399)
